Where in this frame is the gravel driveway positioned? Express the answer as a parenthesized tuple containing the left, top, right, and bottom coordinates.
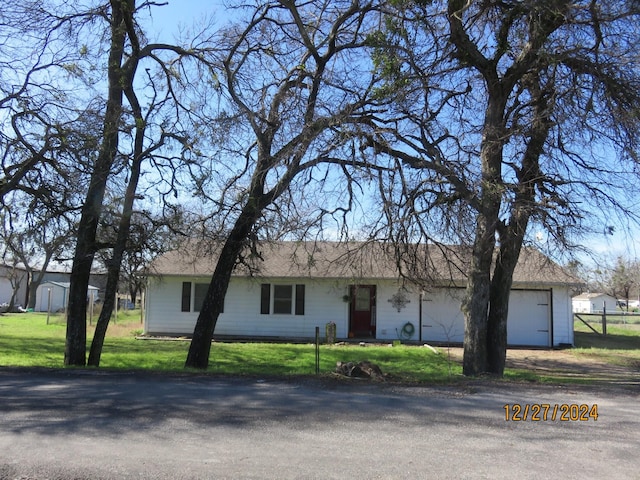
(0, 368, 638, 479)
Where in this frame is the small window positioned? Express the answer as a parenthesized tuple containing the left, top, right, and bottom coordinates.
(355, 288, 371, 312)
(273, 285, 293, 314)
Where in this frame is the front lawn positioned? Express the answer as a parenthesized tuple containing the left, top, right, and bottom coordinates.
(1, 312, 638, 385)
(0, 313, 460, 382)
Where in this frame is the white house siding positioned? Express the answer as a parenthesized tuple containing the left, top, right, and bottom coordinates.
(421, 288, 466, 343)
(216, 277, 348, 338)
(372, 282, 421, 341)
(145, 276, 422, 340)
(145, 277, 574, 347)
(34, 282, 99, 313)
(145, 276, 351, 338)
(553, 286, 574, 346)
(145, 276, 195, 334)
(572, 299, 590, 313)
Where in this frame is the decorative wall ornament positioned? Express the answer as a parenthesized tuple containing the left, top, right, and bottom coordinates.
(388, 290, 410, 312)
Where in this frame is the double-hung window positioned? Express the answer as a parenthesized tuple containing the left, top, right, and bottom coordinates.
(181, 282, 223, 313)
(260, 283, 305, 315)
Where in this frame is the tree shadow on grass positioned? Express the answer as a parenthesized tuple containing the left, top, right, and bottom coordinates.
(0, 337, 65, 367)
(574, 331, 640, 350)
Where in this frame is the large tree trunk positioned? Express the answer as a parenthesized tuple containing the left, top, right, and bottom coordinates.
(65, 0, 128, 366)
(486, 240, 520, 375)
(461, 93, 506, 376)
(461, 217, 495, 376)
(486, 72, 551, 375)
(27, 274, 41, 310)
(185, 200, 264, 369)
(88, 48, 146, 367)
(87, 262, 119, 366)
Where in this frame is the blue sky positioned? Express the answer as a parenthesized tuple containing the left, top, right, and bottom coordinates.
(141, 0, 226, 41)
(133, 1, 640, 268)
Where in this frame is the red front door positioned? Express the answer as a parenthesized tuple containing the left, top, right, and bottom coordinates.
(349, 285, 376, 337)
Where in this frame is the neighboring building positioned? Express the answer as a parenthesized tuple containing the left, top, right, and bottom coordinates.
(572, 293, 618, 314)
(34, 281, 100, 313)
(0, 264, 29, 308)
(144, 241, 579, 347)
(0, 259, 107, 311)
(40, 266, 108, 299)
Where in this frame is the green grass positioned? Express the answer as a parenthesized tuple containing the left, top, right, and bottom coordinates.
(572, 321, 640, 370)
(1, 313, 638, 385)
(574, 320, 640, 348)
(0, 313, 460, 382)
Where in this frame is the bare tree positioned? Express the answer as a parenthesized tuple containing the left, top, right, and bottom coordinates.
(184, 0, 388, 369)
(64, 0, 214, 366)
(0, 1, 103, 201)
(592, 256, 639, 309)
(363, 0, 640, 375)
(0, 2, 101, 313)
(0, 203, 76, 309)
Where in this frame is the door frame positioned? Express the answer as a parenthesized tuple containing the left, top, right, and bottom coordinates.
(348, 284, 376, 338)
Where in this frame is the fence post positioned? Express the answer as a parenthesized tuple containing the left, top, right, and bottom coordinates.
(315, 326, 320, 375)
(602, 302, 607, 336)
(46, 288, 52, 325)
(140, 291, 144, 324)
(89, 290, 94, 326)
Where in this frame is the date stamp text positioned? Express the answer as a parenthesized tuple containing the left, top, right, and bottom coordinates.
(503, 403, 598, 421)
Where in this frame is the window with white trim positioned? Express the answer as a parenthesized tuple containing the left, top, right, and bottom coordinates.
(260, 283, 305, 315)
(180, 281, 223, 313)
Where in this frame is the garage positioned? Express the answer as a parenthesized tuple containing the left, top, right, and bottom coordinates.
(421, 288, 552, 347)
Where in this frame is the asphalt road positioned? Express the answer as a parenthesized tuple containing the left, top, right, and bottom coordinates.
(0, 369, 638, 479)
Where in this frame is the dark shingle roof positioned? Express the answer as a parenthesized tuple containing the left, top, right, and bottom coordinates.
(147, 240, 579, 287)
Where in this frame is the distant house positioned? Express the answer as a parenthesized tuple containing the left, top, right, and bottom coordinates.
(144, 241, 580, 347)
(0, 264, 29, 308)
(39, 267, 108, 298)
(34, 281, 100, 313)
(572, 293, 617, 313)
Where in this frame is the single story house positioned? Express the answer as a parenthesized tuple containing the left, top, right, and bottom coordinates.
(144, 241, 579, 347)
(572, 293, 618, 314)
(34, 281, 100, 313)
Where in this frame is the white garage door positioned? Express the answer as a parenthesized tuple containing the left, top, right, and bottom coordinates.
(421, 288, 551, 347)
(507, 290, 551, 347)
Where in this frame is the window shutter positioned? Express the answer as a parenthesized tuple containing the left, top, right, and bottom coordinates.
(181, 282, 191, 312)
(295, 284, 305, 315)
(260, 284, 270, 314)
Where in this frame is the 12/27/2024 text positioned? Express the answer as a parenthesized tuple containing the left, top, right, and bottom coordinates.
(504, 404, 598, 421)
